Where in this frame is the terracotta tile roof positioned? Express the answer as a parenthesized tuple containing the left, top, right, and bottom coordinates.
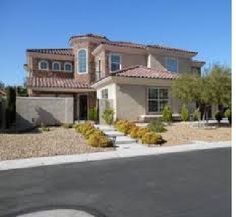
(27, 48, 73, 56)
(27, 77, 90, 89)
(110, 65, 178, 80)
(70, 33, 109, 41)
(146, 45, 197, 55)
(101, 41, 145, 49)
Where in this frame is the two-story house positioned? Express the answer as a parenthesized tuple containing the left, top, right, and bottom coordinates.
(25, 33, 205, 122)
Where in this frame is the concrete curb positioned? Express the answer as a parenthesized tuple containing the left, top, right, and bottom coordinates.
(0, 141, 231, 171)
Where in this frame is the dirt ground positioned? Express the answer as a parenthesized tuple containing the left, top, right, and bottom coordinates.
(159, 122, 231, 145)
(0, 127, 113, 161)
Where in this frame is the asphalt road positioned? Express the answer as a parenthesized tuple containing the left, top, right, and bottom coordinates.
(0, 148, 231, 217)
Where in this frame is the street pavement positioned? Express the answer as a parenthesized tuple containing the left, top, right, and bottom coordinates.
(0, 148, 231, 217)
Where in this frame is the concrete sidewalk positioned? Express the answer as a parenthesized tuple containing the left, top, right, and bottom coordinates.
(0, 141, 231, 171)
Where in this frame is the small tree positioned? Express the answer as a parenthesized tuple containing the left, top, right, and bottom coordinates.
(102, 108, 114, 125)
(162, 105, 172, 124)
(88, 107, 98, 122)
(224, 108, 231, 125)
(5, 86, 16, 128)
(180, 104, 189, 121)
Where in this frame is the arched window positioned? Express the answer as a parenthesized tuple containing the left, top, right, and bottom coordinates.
(38, 60, 49, 70)
(78, 49, 87, 73)
(64, 62, 72, 72)
(52, 62, 61, 71)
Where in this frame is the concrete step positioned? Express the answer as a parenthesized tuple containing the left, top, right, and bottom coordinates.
(104, 131, 125, 137)
(115, 136, 137, 145)
(94, 124, 115, 132)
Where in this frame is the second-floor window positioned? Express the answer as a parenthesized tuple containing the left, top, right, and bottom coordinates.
(52, 62, 61, 71)
(78, 49, 87, 73)
(110, 54, 121, 72)
(64, 62, 72, 72)
(38, 60, 49, 70)
(165, 58, 178, 73)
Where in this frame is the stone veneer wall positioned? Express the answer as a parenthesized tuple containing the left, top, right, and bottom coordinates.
(16, 97, 73, 129)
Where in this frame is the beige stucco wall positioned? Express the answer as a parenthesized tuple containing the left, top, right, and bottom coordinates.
(97, 83, 117, 119)
(16, 97, 74, 129)
(116, 84, 146, 121)
(148, 53, 192, 73)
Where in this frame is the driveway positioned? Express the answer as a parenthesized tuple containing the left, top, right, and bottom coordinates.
(0, 148, 231, 217)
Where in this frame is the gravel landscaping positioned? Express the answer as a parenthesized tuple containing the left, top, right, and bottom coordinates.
(0, 127, 113, 161)
(159, 122, 231, 145)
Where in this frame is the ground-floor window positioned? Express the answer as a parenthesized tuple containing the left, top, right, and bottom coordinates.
(147, 88, 169, 112)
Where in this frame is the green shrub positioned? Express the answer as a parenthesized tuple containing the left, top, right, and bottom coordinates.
(147, 120, 167, 133)
(215, 111, 223, 124)
(162, 105, 172, 124)
(102, 108, 114, 125)
(88, 107, 98, 121)
(141, 132, 163, 145)
(62, 123, 73, 129)
(180, 104, 189, 121)
(224, 109, 231, 125)
(192, 109, 201, 121)
(87, 134, 113, 147)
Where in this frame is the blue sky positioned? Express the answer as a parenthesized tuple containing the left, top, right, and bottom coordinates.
(0, 0, 231, 85)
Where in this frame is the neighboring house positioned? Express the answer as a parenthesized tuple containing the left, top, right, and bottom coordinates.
(0, 89, 6, 97)
(25, 33, 205, 122)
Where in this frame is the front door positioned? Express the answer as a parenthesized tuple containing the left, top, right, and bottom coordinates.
(79, 95, 88, 120)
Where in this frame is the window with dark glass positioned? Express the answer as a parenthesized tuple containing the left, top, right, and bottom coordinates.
(53, 62, 60, 71)
(65, 63, 72, 71)
(110, 54, 121, 71)
(39, 60, 48, 70)
(148, 88, 169, 112)
(165, 58, 178, 73)
(78, 49, 87, 73)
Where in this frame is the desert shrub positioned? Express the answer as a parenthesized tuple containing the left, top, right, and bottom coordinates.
(130, 126, 141, 138)
(87, 134, 113, 148)
(141, 132, 163, 145)
(76, 122, 93, 135)
(180, 104, 189, 121)
(215, 111, 223, 124)
(84, 128, 97, 139)
(147, 120, 167, 133)
(192, 109, 201, 121)
(115, 120, 135, 135)
(137, 127, 150, 139)
(102, 108, 114, 125)
(162, 105, 172, 124)
(224, 109, 231, 125)
(88, 107, 98, 121)
(62, 123, 73, 129)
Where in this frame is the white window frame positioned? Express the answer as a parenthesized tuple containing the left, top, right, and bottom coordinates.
(147, 87, 169, 113)
(165, 57, 179, 73)
(77, 48, 88, 74)
(38, 60, 49, 70)
(64, 62, 73, 72)
(109, 53, 122, 72)
(101, 88, 108, 99)
(52, 61, 61, 71)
